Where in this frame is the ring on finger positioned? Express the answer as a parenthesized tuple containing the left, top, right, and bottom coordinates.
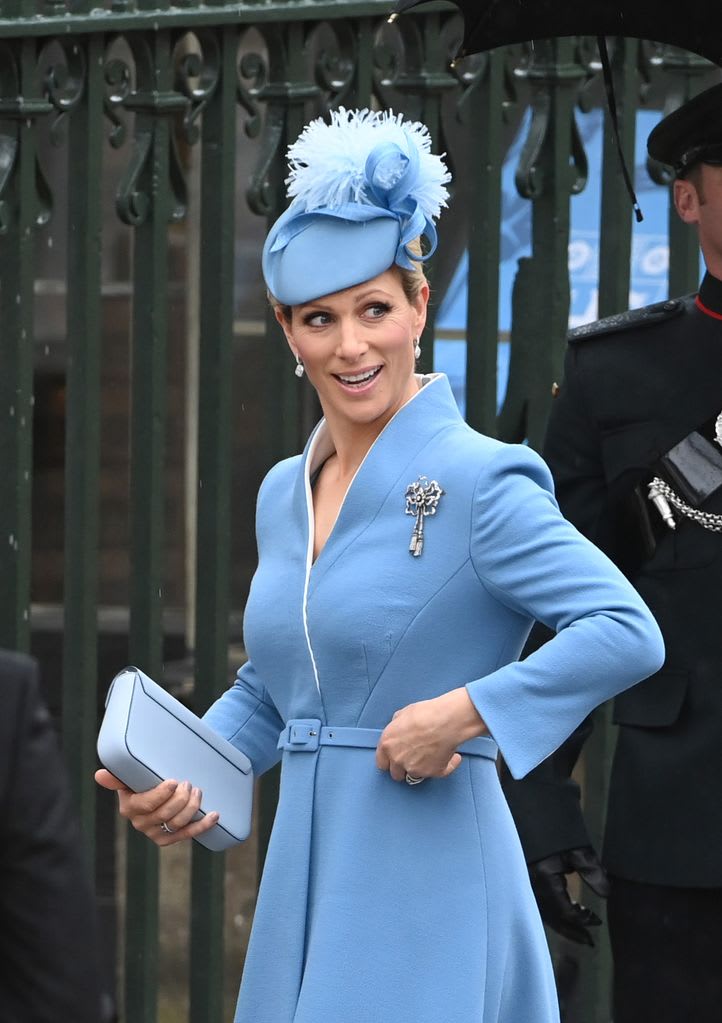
(160, 821, 176, 834)
(404, 773, 424, 786)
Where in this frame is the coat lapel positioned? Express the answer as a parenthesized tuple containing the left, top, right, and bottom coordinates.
(302, 375, 464, 591)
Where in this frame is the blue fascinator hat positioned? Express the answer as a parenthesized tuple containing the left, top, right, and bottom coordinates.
(262, 108, 451, 306)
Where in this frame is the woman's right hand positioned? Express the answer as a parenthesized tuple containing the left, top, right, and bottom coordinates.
(94, 769, 220, 846)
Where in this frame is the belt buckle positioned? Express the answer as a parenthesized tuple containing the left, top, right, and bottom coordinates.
(279, 719, 321, 752)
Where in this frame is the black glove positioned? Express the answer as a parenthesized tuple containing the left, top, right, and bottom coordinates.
(528, 846, 610, 946)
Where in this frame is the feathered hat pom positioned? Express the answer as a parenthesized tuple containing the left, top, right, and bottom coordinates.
(262, 108, 451, 305)
(285, 107, 450, 224)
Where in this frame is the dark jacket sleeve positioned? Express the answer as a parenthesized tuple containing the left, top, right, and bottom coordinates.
(501, 715, 594, 861)
(501, 348, 611, 861)
(540, 346, 612, 552)
(0, 650, 103, 1023)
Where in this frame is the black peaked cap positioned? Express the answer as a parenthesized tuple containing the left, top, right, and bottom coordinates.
(647, 83, 722, 174)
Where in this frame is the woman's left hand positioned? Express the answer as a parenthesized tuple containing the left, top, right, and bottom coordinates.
(375, 687, 487, 783)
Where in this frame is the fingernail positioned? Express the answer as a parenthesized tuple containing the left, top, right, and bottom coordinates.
(192, 787, 200, 800)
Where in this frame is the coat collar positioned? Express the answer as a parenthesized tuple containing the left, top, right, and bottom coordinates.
(296, 373, 464, 580)
(695, 271, 722, 320)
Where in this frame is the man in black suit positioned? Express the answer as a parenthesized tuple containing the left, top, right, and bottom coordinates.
(0, 648, 104, 1022)
(502, 83, 722, 1022)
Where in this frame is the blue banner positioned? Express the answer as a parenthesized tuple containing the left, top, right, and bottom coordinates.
(435, 108, 701, 416)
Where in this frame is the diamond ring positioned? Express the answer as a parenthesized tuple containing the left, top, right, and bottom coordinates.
(404, 773, 424, 786)
(160, 821, 176, 834)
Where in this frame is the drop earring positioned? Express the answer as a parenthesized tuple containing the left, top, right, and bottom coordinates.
(414, 337, 421, 359)
(294, 357, 305, 379)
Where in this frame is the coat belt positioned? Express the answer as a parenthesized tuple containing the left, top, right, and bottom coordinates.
(277, 718, 498, 760)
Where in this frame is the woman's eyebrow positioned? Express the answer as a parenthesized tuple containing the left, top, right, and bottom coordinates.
(297, 290, 392, 312)
(353, 290, 393, 304)
(297, 300, 332, 313)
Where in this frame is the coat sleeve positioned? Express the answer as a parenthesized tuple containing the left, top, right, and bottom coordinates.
(202, 658, 284, 777)
(544, 345, 630, 562)
(501, 349, 635, 859)
(464, 443, 665, 780)
(0, 651, 104, 1023)
(201, 461, 289, 776)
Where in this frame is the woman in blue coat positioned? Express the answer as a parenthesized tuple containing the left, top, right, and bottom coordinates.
(97, 109, 664, 1022)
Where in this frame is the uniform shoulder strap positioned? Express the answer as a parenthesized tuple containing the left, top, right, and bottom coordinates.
(568, 296, 688, 343)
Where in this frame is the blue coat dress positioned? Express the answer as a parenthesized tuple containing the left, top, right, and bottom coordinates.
(204, 373, 664, 1023)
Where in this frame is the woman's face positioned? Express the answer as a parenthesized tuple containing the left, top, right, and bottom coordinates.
(278, 268, 429, 438)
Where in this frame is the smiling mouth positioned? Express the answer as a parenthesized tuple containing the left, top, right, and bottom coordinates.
(334, 366, 382, 388)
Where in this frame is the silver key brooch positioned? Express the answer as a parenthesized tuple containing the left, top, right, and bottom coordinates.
(404, 476, 444, 557)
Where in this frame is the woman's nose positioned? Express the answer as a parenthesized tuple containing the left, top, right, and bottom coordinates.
(336, 321, 367, 359)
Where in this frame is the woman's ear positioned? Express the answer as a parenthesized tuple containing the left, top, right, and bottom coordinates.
(275, 306, 298, 360)
(412, 280, 431, 339)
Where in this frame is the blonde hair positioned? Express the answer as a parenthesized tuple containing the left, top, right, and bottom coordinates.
(397, 237, 427, 302)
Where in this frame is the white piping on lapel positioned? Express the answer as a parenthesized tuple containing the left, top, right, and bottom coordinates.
(302, 423, 332, 699)
(301, 373, 442, 701)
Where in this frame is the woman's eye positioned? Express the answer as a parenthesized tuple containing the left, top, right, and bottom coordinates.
(366, 303, 391, 319)
(304, 312, 331, 327)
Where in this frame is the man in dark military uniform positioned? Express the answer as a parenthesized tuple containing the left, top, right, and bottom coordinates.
(502, 82, 722, 1022)
(0, 649, 105, 1022)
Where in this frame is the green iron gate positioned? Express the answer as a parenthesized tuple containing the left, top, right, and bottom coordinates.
(0, 3, 714, 1019)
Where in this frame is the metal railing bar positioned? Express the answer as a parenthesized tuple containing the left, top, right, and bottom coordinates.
(465, 48, 503, 436)
(188, 22, 239, 1023)
(597, 38, 637, 319)
(61, 32, 105, 853)
(1, 2, 398, 38)
(0, 38, 43, 652)
(124, 26, 175, 1023)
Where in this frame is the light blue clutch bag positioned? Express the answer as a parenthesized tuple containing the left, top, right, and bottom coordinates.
(97, 666, 253, 851)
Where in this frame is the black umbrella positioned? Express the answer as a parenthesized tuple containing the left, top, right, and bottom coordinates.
(392, 1, 722, 219)
(391, 0, 721, 66)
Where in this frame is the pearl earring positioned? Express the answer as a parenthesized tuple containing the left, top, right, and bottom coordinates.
(294, 357, 305, 378)
(414, 337, 421, 359)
